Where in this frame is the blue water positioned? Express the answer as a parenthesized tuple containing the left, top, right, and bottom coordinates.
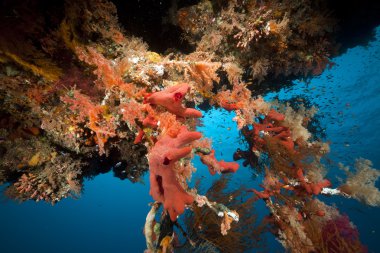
(264, 26, 380, 251)
(0, 173, 152, 252)
(1, 27, 380, 253)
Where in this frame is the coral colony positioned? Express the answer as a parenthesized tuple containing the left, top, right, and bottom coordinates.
(0, 0, 379, 252)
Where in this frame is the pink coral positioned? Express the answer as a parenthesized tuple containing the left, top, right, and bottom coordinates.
(248, 109, 295, 153)
(322, 215, 367, 253)
(144, 83, 202, 118)
(297, 168, 331, 195)
(249, 171, 285, 200)
(199, 150, 239, 175)
(148, 126, 201, 221)
(249, 188, 272, 200)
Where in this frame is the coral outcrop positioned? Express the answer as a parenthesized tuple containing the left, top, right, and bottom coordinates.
(0, 0, 378, 252)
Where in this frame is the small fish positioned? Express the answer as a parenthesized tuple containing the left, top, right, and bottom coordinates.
(350, 206, 365, 214)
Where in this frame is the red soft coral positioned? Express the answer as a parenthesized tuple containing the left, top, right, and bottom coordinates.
(322, 215, 367, 253)
(297, 168, 331, 195)
(148, 126, 201, 221)
(250, 109, 295, 152)
(199, 150, 239, 175)
(144, 83, 202, 118)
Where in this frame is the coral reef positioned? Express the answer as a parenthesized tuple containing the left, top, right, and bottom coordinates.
(176, 0, 337, 84)
(184, 176, 264, 253)
(0, 132, 83, 203)
(0, 0, 378, 252)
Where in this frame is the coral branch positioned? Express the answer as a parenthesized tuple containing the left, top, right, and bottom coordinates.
(148, 126, 201, 221)
(144, 83, 202, 118)
(198, 150, 239, 175)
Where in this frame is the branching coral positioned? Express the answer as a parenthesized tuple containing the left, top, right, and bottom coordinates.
(8, 155, 82, 203)
(176, 0, 337, 82)
(339, 159, 380, 206)
(231, 94, 370, 252)
(213, 83, 271, 128)
(62, 90, 117, 155)
(180, 176, 264, 253)
(1, 136, 83, 203)
(320, 215, 367, 253)
(199, 150, 239, 175)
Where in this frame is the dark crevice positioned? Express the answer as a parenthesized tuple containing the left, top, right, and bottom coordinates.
(327, 0, 380, 53)
(110, 0, 380, 57)
(111, 0, 199, 53)
(156, 175, 165, 195)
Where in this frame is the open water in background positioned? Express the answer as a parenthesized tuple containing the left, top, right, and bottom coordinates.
(0, 27, 379, 253)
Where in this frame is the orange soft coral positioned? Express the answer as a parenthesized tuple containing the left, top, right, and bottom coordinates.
(61, 91, 116, 155)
